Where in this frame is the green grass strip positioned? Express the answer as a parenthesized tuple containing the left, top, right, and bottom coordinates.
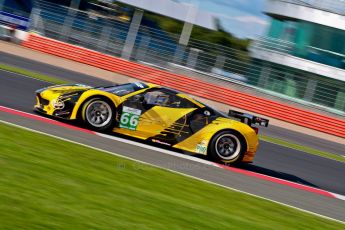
(0, 63, 69, 85)
(260, 135, 345, 163)
(0, 122, 344, 229)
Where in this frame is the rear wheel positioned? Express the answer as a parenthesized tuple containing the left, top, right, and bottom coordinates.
(82, 98, 115, 131)
(208, 131, 246, 164)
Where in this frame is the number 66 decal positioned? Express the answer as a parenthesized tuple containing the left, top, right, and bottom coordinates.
(119, 106, 142, 130)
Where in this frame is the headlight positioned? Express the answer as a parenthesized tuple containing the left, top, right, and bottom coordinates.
(52, 92, 82, 110)
(51, 98, 65, 110)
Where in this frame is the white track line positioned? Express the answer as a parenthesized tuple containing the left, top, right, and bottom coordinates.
(98, 132, 345, 201)
(1, 105, 345, 203)
(1, 119, 345, 225)
(96, 133, 217, 167)
(332, 193, 345, 201)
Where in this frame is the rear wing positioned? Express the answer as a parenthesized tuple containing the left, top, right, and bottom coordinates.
(228, 110, 269, 127)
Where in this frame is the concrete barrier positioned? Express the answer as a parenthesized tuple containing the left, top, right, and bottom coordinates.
(22, 34, 345, 138)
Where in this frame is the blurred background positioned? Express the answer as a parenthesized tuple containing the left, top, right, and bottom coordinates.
(1, 0, 344, 117)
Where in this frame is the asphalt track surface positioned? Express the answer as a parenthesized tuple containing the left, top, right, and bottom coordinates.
(1, 59, 345, 221)
(1, 51, 344, 156)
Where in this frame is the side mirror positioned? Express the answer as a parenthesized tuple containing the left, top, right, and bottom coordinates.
(204, 110, 211, 116)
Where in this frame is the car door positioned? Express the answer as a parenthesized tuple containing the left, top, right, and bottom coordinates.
(114, 88, 197, 143)
(143, 89, 199, 146)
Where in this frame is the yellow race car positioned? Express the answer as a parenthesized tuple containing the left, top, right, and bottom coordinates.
(34, 82, 269, 164)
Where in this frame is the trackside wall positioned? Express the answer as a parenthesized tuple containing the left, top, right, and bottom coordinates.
(22, 34, 345, 138)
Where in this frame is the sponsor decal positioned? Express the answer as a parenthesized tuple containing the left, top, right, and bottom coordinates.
(151, 139, 171, 146)
(119, 106, 142, 130)
(196, 140, 207, 154)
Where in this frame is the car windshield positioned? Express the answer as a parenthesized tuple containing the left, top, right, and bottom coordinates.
(96, 82, 148, 96)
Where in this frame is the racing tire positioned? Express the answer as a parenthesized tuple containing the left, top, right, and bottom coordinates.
(208, 130, 246, 164)
(81, 98, 116, 131)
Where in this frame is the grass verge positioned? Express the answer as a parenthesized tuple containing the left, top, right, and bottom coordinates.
(0, 122, 344, 229)
(0, 63, 69, 84)
(260, 135, 345, 163)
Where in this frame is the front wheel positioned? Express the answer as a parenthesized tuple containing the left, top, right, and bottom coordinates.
(208, 131, 246, 164)
(81, 98, 115, 131)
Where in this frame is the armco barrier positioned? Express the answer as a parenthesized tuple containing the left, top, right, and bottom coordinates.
(22, 34, 345, 138)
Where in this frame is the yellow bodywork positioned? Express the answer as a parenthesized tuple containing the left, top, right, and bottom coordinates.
(35, 83, 259, 163)
(174, 117, 258, 163)
(35, 84, 93, 116)
(113, 107, 197, 139)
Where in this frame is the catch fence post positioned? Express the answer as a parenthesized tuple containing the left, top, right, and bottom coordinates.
(121, 8, 144, 60)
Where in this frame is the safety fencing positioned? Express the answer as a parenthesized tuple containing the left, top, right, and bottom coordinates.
(22, 34, 345, 138)
(27, 0, 345, 115)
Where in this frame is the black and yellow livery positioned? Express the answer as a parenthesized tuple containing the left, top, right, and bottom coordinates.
(34, 82, 269, 164)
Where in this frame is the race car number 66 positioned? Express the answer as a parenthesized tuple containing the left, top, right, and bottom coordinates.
(119, 106, 142, 130)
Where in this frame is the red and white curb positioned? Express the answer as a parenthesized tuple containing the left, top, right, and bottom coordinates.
(1, 105, 345, 202)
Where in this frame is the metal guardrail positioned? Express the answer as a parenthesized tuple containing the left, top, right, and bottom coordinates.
(251, 36, 294, 54)
(251, 36, 345, 69)
(0, 5, 31, 18)
(20, 1, 345, 115)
